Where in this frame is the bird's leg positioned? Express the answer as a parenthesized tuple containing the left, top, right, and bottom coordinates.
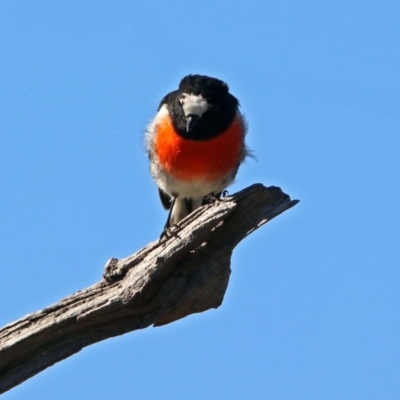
(222, 190, 229, 197)
(159, 196, 177, 240)
(202, 192, 224, 206)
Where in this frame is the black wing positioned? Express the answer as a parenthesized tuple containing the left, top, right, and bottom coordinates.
(157, 90, 178, 111)
(158, 189, 172, 210)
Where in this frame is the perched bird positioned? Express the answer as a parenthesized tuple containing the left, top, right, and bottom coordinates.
(145, 74, 248, 231)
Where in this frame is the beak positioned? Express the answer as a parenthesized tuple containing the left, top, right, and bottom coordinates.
(186, 114, 200, 133)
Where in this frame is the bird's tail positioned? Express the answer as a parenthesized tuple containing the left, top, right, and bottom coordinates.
(166, 197, 204, 228)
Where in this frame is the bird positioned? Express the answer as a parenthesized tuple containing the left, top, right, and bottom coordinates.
(145, 74, 249, 233)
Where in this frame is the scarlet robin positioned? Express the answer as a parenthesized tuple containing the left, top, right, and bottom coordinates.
(145, 74, 249, 232)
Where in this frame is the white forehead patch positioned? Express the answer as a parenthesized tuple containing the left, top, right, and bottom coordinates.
(181, 94, 209, 117)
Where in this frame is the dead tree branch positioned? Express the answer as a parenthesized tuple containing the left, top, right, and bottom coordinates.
(0, 184, 298, 394)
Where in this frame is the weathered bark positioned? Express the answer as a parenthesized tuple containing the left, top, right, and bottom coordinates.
(0, 184, 298, 394)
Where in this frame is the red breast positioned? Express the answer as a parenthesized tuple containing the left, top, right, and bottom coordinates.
(154, 113, 245, 182)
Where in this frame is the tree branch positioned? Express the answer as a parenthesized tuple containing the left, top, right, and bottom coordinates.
(0, 184, 298, 394)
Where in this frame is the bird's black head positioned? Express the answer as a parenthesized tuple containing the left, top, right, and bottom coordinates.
(162, 74, 240, 140)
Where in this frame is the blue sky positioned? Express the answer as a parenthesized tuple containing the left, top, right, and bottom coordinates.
(1, 1, 399, 399)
